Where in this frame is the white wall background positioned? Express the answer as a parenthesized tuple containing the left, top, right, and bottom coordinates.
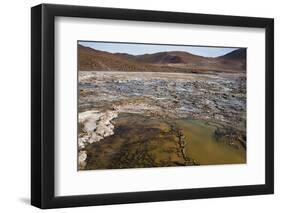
(0, 0, 279, 212)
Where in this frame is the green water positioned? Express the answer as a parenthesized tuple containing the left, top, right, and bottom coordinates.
(177, 119, 246, 165)
(84, 113, 246, 170)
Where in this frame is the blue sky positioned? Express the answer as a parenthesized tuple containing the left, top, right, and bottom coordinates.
(79, 41, 238, 58)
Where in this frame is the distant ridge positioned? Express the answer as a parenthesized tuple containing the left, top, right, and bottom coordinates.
(219, 48, 246, 60)
(79, 44, 246, 73)
(133, 51, 206, 64)
(79, 45, 150, 71)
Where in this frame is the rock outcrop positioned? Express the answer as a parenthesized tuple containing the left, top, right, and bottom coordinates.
(78, 110, 118, 169)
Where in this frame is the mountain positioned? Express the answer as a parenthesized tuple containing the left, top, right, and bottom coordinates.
(218, 48, 246, 70)
(219, 48, 246, 60)
(79, 45, 246, 73)
(79, 45, 151, 71)
(133, 51, 206, 64)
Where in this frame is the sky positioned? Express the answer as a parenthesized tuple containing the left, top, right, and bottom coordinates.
(79, 41, 238, 58)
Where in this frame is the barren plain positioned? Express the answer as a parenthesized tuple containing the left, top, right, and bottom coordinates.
(78, 71, 246, 170)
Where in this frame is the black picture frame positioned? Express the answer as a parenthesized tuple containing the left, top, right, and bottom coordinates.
(31, 3, 274, 209)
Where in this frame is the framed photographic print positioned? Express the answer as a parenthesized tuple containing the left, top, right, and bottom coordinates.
(31, 3, 274, 209)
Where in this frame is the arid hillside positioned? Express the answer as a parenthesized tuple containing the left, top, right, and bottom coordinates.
(79, 44, 246, 73)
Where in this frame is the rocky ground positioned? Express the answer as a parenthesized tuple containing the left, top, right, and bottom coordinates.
(78, 71, 246, 170)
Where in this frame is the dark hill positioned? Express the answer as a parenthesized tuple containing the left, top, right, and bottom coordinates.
(219, 48, 246, 60)
(79, 45, 150, 71)
(133, 51, 206, 64)
(218, 48, 246, 70)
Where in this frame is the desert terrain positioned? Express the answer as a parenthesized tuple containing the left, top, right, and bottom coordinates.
(78, 44, 246, 170)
